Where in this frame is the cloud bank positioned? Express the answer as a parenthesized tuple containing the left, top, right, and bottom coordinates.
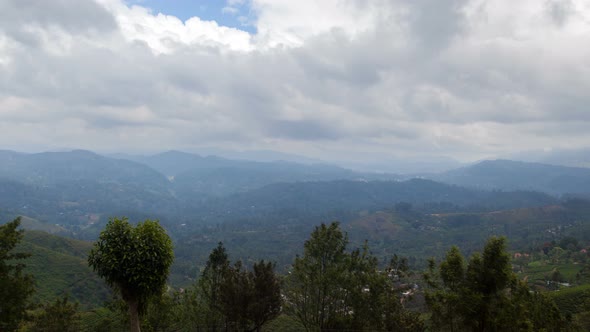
(1, 0, 589, 163)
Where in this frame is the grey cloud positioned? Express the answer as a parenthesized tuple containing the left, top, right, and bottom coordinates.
(0, 0, 116, 46)
(0, 0, 589, 162)
(406, 0, 468, 51)
(265, 119, 343, 140)
(546, 0, 576, 26)
(0, 0, 116, 31)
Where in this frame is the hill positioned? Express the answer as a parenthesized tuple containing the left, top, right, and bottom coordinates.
(15, 230, 111, 308)
(0, 150, 180, 230)
(431, 160, 590, 195)
(190, 178, 558, 221)
(0, 150, 170, 189)
(124, 150, 401, 196)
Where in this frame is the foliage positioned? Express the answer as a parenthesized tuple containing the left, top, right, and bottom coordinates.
(198, 241, 230, 330)
(247, 260, 282, 330)
(196, 242, 282, 331)
(424, 237, 568, 331)
(217, 260, 282, 331)
(78, 299, 127, 332)
(16, 231, 111, 308)
(286, 222, 423, 331)
(88, 217, 174, 332)
(141, 293, 181, 332)
(28, 295, 81, 332)
(0, 217, 35, 331)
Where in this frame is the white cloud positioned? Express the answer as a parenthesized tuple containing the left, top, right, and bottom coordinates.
(98, 0, 253, 53)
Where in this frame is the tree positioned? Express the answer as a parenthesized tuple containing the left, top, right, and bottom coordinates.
(424, 246, 465, 332)
(0, 217, 35, 331)
(218, 260, 282, 331)
(286, 222, 423, 331)
(88, 217, 174, 332)
(286, 222, 348, 330)
(197, 243, 281, 331)
(424, 237, 567, 331)
(30, 295, 80, 332)
(198, 242, 230, 331)
(247, 260, 282, 331)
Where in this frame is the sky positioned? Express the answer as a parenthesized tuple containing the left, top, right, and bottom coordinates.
(1, 0, 589, 166)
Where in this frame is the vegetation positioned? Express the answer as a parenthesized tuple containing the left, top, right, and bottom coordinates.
(27, 295, 81, 332)
(186, 242, 282, 331)
(3, 150, 590, 331)
(17, 230, 111, 307)
(88, 217, 174, 332)
(424, 237, 568, 331)
(0, 217, 35, 331)
(286, 222, 424, 331)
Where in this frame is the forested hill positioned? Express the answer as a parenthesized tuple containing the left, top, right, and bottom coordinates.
(120, 150, 401, 196)
(0, 150, 170, 189)
(190, 179, 558, 221)
(432, 159, 590, 195)
(16, 230, 111, 308)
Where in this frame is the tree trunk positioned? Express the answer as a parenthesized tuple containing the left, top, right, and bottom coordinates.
(128, 298, 141, 332)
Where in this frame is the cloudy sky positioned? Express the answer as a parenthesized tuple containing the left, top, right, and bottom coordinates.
(1, 0, 589, 165)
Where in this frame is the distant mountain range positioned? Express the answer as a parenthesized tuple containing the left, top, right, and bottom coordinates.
(0, 149, 589, 238)
(430, 159, 590, 195)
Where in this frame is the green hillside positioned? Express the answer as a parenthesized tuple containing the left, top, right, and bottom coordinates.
(16, 231, 111, 309)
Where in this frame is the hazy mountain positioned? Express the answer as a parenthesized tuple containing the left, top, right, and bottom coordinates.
(432, 160, 590, 195)
(190, 148, 324, 164)
(189, 179, 558, 222)
(339, 156, 465, 174)
(0, 149, 170, 190)
(504, 148, 590, 168)
(0, 150, 179, 226)
(120, 150, 402, 196)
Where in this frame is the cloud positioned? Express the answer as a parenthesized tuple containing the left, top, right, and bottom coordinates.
(0, 0, 589, 163)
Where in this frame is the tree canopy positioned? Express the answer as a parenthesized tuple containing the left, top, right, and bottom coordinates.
(88, 217, 174, 332)
(286, 222, 423, 331)
(0, 217, 35, 332)
(424, 237, 568, 331)
(197, 242, 282, 331)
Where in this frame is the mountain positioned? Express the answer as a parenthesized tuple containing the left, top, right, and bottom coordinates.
(0, 150, 179, 229)
(119, 150, 231, 178)
(189, 178, 558, 222)
(0, 150, 170, 189)
(503, 148, 590, 168)
(431, 160, 590, 195)
(122, 150, 401, 196)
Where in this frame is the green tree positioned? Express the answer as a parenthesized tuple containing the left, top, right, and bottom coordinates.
(0, 217, 35, 331)
(286, 222, 423, 331)
(247, 260, 282, 331)
(141, 292, 181, 332)
(218, 260, 282, 331)
(286, 222, 348, 330)
(424, 246, 465, 332)
(30, 295, 80, 332)
(198, 242, 230, 331)
(425, 237, 567, 331)
(88, 217, 174, 332)
(195, 243, 281, 331)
